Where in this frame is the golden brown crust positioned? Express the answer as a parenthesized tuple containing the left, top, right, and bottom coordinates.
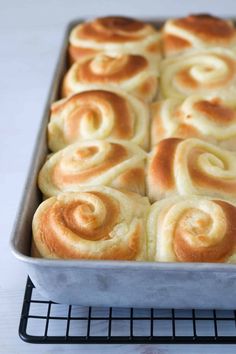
(147, 196, 236, 263)
(193, 99, 235, 124)
(48, 89, 150, 151)
(175, 55, 235, 91)
(134, 76, 157, 101)
(175, 14, 235, 42)
(62, 54, 158, 102)
(76, 16, 148, 42)
(76, 55, 148, 83)
(52, 143, 127, 184)
(164, 34, 191, 54)
(68, 16, 161, 64)
(174, 200, 236, 262)
(51, 91, 134, 140)
(151, 102, 163, 141)
(38, 140, 147, 197)
(147, 137, 236, 202)
(187, 148, 236, 193)
(68, 45, 100, 64)
(32, 187, 149, 260)
(160, 48, 236, 104)
(151, 96, 236, 149)
(149, 138, 181, 192)
(163, 14, 236, 56)
(112, 167, 145, 195)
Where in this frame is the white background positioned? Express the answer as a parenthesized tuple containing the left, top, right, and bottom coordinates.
(1, 0, 236, 353)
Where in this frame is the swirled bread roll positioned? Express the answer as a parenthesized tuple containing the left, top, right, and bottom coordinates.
(48, 89, 150, 151)
(62, 54, 158, 102)
(151, 95, 236, 150)
(32, 186, 150, 260)
(160, 48, 236, 105)
(147, 137, 236, 202)
(69, 16, 161, 66)
(38, 139, 146, 197)
(147, 196, 236, 263)
(163, 14, 236, 57)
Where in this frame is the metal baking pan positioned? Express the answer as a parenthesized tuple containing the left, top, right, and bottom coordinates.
(11, 18, 236, 309)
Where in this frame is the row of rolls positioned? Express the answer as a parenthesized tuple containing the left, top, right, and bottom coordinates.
(32, 14, 236, 263)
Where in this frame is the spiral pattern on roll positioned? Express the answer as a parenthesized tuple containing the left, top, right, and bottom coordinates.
(32, 187, 149, 260)
(161, 48, 236, 105)
(147, 137, 236, 202)
(48, 89, 149, 151)
(62, 54, 158, 102)
(147, 196, 236, 263)
(39, 139, 146, 197)
(69, 16, 161, 65)
(163, 14, 236, 57)
(151, 95, 236, 150)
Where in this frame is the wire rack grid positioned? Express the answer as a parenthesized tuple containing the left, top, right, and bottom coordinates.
(19, 277, 236, 345)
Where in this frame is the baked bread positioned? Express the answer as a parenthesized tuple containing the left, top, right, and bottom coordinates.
(38, 139, 147, 197)
(147, 196, 236, 263)
(62, 53, 158, 102)
(160, 48, 236, 105)
(147, 137, 236, 202)
(69, 16, 161, 66)
(151, 95, 236, 150)
(32, 186, 150, 260)
(163, 14, 236, 57)
(48, 89, 150, 152)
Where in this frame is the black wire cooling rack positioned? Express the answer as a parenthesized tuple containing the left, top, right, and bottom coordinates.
(19, 277, 236, 344)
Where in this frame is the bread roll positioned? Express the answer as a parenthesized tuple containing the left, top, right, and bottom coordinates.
(160, 48, 236, 105)
(151, 95, 236, 150)
(163, 14, 236, 57)
(62, 54, 158, 102)
(48, 89, 150, 152)
(39, 139, 146, 197)
(32, 186, 150, 260)
(147, 137, 236, 202)
(147, 196, 236, 263)
(69, 16, 161, 66)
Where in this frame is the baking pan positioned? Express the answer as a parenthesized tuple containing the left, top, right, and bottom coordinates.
(11, 18, 236, 309)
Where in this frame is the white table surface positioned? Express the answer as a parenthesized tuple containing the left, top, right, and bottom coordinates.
(2, 0, 236, 352)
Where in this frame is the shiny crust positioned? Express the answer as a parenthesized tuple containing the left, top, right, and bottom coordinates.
(151, 95, 236, 150)
(147, 196, 236, 263)
(38, 139, 147, 197)
(160, 48, 236, 105)
(163, 14, 236, 57)
(48, 89, 150, 151)
(147, 137, 236, 202)
(32, 186, 150, 260)
(62, 54, 158, 102)
(69, 16, 161, 65)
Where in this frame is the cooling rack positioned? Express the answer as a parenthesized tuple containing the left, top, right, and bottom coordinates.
(19, 277, 236, 344)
